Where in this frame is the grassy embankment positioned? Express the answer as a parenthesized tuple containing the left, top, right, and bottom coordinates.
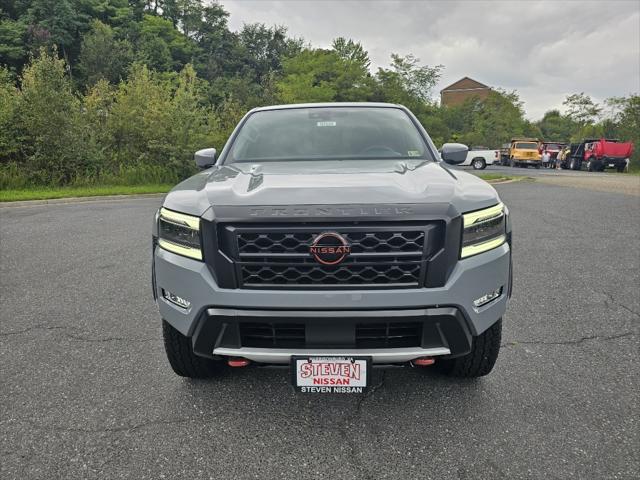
(1, 175, 529, 202)
(0, 184, 173, 202)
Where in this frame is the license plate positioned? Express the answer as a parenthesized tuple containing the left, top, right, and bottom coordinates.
(292, 356, 370, 393)
(609, 163, 615, 167)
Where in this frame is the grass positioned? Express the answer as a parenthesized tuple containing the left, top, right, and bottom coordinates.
(476, 173, 524, 182)
(0, 184, 173, 202)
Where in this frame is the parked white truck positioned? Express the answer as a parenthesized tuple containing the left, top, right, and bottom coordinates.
(459, 146, 499, 170)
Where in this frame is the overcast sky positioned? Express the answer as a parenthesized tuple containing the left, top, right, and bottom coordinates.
(221, 0, 640, 119)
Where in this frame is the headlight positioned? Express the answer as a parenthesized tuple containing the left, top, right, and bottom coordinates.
(158, 208, 202, 260)
(461, 203, 506, 258)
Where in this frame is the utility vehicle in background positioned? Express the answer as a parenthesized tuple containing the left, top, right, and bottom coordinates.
(498, 143, 511, 166)
(459, 146, 499, 170)
(560, 138, 633, 172)
(508, 138, 541, 168)
(538, 142, 564, 158)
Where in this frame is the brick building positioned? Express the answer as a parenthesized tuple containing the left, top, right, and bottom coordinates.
(440, 77, 491, 107)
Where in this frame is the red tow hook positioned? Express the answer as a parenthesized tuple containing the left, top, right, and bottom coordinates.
(227, 357, 250, 367)
(413, 357, 435, 367)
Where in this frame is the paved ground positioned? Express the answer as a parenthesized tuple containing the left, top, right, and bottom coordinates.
(455, 164, 640, 196)
(456, 163, 621, 178)
(1, 181, 639, 480)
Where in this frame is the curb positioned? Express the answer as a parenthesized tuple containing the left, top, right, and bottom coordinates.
(0, 192, 166, 208)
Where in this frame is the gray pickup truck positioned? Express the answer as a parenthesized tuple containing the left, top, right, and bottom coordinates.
(152, 103, 512, 392)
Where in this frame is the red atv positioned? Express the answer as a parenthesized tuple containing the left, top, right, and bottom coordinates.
(583, 138, 633, 172)
(539, 141, 566, 168)
(539, 142, 564, 159)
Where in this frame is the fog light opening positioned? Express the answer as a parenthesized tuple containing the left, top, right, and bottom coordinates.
(228, 357, 250, 368)
(412, 357, 435, 367)
(162, 289, 191, 309)
(473, 286, 503, 308)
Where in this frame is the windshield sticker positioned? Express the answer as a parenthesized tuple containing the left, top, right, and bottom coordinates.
(316, 121, 337, 127)
(407, 150, 420, 156)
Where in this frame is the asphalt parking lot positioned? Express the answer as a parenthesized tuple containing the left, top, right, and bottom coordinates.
(1, 180, 639, 479)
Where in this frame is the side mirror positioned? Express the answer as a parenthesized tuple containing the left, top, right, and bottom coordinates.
(195, 148, 217, 169)
(440, 143, 468, 165)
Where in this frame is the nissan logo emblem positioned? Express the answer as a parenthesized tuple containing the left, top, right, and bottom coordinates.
(309, 232, 351, 265)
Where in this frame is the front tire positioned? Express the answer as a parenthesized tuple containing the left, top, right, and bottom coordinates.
(437, 319, 502, 377)
(472, 158, 486, 170)
(570, 158, 581, 170)
(163, 320, 220, 378)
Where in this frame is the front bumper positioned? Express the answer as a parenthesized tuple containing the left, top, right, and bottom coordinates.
(515, 159, 540, 164)
(192, 306, 471, 363)
(154, 241, 511, 361)
(601, 157, 626, 167)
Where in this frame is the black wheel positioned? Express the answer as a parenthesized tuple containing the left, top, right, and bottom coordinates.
(162, 320, 220, 378)
(437, 319, 502, 378)
(616, 165, 625, 173)
(569, 158, 581, 170)
(534, 164, 541, 169)
(472, 158, 486, 170)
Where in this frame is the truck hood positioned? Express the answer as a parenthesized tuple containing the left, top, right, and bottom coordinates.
(163, 160, 500, 217)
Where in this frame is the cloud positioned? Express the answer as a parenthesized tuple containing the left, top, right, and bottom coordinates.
(220, 0, 640, 119)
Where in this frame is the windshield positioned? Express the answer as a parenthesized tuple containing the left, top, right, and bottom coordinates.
(515, 142, 538, 149)
(226, 107, 433, 162)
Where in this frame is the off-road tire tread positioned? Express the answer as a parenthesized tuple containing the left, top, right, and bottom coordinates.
(438, 319, 502, 377)
(162, 320, 218, 378)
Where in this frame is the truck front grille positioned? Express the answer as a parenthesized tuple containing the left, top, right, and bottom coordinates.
(221, 224, 440, 289)
(238, 321, 422, 348)
(240, 262, 421, 287)
(237, 231, 425, 255)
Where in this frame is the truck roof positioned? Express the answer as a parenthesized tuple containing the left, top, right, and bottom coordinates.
(249, 102, 404, 113)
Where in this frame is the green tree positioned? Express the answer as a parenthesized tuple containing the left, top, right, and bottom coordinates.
(379, 54, 442, 103)
(25, 0, 93, 72)
(136, 14, 198, 71)
(192, 4, 239, 82)
(108, 63, 171, 166)
(535, 109, 577, 142)
(239, 23, 303, 83)
(332, 37, 370, 70)
(78, 20, 134, 87)
(441, 89, 529, 147)
(276, 49, 373, 104)
(563, 92, 601, 125)
(0, 67, 20, 162)
(17, 49, 84, 184)
(0, 16, 28, 71)
(165, 64, 214, 177)
(82, 79, 116, 179)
